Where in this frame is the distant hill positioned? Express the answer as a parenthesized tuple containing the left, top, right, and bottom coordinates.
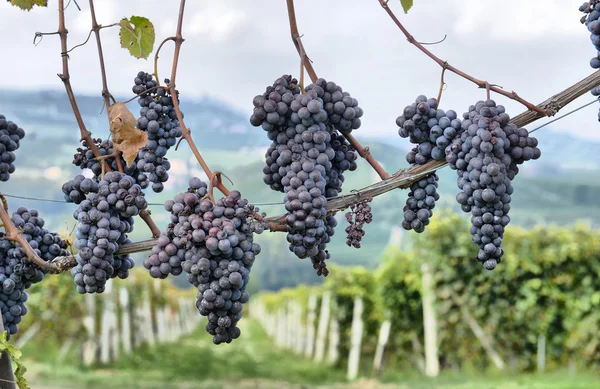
(1, 89, 598, 291)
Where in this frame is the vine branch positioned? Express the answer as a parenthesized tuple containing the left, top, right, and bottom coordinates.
(89, 0, 112, 110)
(286, 0, 391, 180)
(377, 0, 549, 116)
(164, 0, 231, 196)
(153, 37, 176, 87)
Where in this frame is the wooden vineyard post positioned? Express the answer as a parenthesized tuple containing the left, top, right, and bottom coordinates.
(81, 293, 97, 366)
(326, 315, 340, 366)
(304, 294, 317, 357)
(421, 263, 439, 377)
(119, 287, 132, 355)
(347, 296, 364, 381)
(314, 292, 331, 362)
(373, 319, 392, 375)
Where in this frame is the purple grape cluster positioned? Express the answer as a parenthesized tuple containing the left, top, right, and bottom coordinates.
(579, 1, 600, 68)
(0, 207, 69, 337)
(579, 1, 600, 121)
(250, 75, 363, 276)
(345, 197, 373, 248)
(132, 71, 183, 193)
(445, 100, 540, 269)
(145, 177, 263, 344)
(402, 174, 440, 233)
(396, 95, 459, 233)
(0, 115, 25, 182)
(70, 172, 144, 293)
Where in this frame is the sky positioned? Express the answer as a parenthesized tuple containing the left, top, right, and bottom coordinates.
(1, 0, 599, 140)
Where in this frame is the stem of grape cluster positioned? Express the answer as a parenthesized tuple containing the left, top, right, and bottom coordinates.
(57, 0, 103, 157)
(286, 0, 391, 180)
(153, 37, 176, 87)
(164, 0, 231, 196)
(89, 0, 112, 109)
(376, 0, 548, 116)
(0, 197, 59, 274)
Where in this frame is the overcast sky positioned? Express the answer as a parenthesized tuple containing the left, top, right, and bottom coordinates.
(1, 0, 598, 140)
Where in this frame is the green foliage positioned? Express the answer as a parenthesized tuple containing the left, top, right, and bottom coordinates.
(0, 331, 29, 389)
(7, 0, 46, 11)
(400, 0, 414, 13)
(323, 265, 383, 368)
(376, 246, 423, 366)
(119, 16, 155, 59)
(20, 273, 86, 343)
(259, 211, 600, 373)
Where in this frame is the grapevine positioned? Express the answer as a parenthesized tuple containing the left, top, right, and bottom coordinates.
(0, 0, 597, 360)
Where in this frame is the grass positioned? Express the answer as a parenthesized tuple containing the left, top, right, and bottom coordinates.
(26, 319, 345, 389)
(21, 318, 600, 389)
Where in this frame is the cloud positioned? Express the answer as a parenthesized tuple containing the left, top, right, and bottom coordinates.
(452, 0, 583, 41)
(187, 6, 247, 41)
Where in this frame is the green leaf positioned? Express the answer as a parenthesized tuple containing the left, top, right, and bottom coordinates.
(15, 363, 29, 389)
(400, 0, 413, 13)
(8, 0, 47, 11)
(0, 331, 29, 389)
(119, 16, 155, 59)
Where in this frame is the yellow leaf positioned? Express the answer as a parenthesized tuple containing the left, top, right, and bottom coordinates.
(9, 0, 47, 11)
(107, 102, 148, 167)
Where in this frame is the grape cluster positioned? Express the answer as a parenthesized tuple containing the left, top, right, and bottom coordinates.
(145, 178, 262, 344)
(0, 207, 69, 337)
(396, 96, 459, 233)
(402, 174, 440, 233)
(0, 115, 25, 182)
(396, 95, 462, 163)
(579, 1, 600, 121)
(250, 76, 364, 276)
(445, 100, 540, 270)
(580, 1, 600, 69)
(69, 138, 149, 192)
(133, 71, 183, 193)
(70, 172, 144, 293)
(345, 197, 373, 248)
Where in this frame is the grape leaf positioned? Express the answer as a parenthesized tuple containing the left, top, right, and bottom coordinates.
(0, 331, 29, 389)
(8, 0, 47, 11)
(107, 102, 148, 167)
(119, 16, 155, 59)
(400, 0, 413, 13)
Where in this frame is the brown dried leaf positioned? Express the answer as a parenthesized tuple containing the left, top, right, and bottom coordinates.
(107, 102, 147, 167)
